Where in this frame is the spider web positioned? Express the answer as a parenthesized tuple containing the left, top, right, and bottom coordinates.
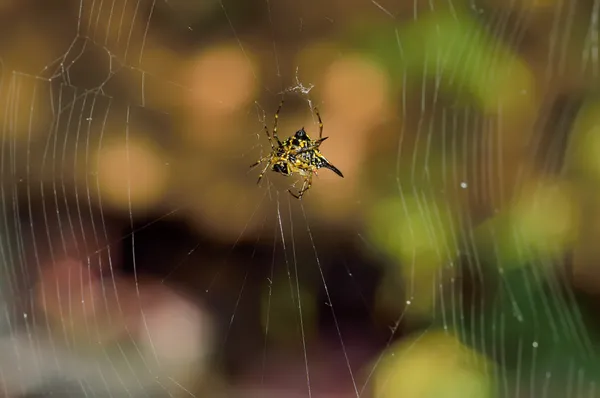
(1, 0, 600, 397)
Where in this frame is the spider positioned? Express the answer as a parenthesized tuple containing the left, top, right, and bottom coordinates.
(249, 100, 344, 199)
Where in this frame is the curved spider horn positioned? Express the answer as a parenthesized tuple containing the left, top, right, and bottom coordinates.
(316, 136, 329, 144)
(323, 160, 343, 178)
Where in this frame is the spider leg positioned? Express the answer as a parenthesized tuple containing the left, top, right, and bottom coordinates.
(273, 100, 284, 146)
(249, 155, 271, 170)
(313, 106, 323, 139)
(263, 123, 275, 150)
(288, 173, 313, 200)
(256, 161, 272, 185)
(251, 155, 273, 185)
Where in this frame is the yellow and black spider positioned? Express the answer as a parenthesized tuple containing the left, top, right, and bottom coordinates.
(249, 100, 343, 199)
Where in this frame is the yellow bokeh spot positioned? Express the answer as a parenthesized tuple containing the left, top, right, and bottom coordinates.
(95, 138, 168, 211)
(188, 44, 257, 114)
(322, 54, 390, 128)
(373, 330, 494, 398)
(368, 195, 455, 320)
(583, 126, 600, 174)
(564, 100, 595, 175)
(479, 57, 536, 119)
(369, 195, 452, 267)
(511, 180, 578, 254)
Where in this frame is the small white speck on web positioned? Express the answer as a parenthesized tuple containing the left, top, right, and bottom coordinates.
(532, 341, 538, 348)
(287, 67, 314, 96)
(460, 182, 468, 188)
(23, 313, 27, 319)
(406, 300, 411, 305)
(285, 67, 316, 112)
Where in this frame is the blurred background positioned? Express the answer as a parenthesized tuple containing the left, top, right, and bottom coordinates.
(1, 0, 600, 397)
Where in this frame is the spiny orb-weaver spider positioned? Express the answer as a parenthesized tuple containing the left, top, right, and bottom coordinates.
(249, 100, 343, 199)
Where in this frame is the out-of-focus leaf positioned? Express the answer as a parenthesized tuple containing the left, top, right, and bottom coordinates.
(346, 7, 534, 116)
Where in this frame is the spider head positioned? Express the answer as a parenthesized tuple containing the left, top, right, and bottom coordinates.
(272, 162, 290, 176)
(294, 128, 307, 139)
